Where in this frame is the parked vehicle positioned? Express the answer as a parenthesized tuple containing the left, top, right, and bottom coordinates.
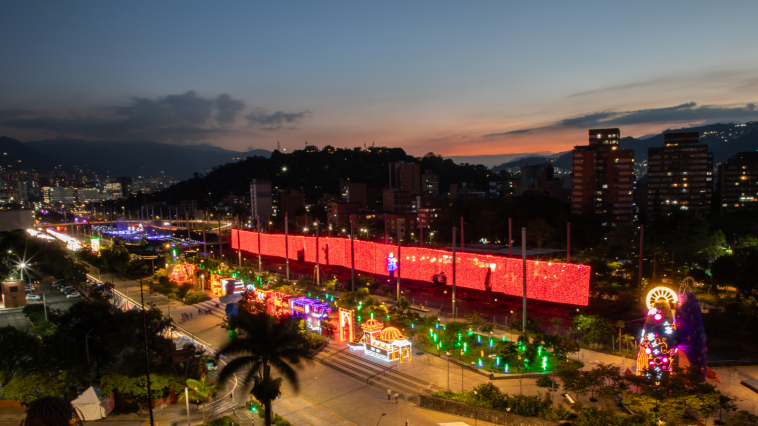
(66, 292, 81, 299)
(26, 294, 41, 301)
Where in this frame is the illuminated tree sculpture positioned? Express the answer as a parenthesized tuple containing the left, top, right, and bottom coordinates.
(637, 287, 679, 379)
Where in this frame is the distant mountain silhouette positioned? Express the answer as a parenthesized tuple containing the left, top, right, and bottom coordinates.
(0, 136, 64, 172)
(21, 139, 271, 179)
(491, 122, 758, 173)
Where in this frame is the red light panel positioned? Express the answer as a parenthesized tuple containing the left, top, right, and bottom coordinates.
(231, 230, 590, 305)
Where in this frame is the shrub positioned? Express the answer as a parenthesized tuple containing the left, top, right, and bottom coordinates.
(207, 416, 240, 426)
(184, 290, 211, 304)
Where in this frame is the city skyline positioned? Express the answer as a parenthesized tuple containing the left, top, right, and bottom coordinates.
(2, 1, 758, 157)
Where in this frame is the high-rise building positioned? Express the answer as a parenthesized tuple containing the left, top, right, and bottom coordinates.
(339, 181, 368, 207)
(571, 129, 635, 222)
(76, 188, 102, 203)
(717, 151, 758, 215)
(382, 188, 414, 214)
(249, 180, 273, 221)
(646, 132, 713, 216)
(389, 162, 421, 194)
(280, 189, 305, 220)
(422, 170, 439, 196)
(327, 200, 363, 228)
(41, 187, 76, 205)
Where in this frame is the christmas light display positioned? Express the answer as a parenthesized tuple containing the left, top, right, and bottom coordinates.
(91, 238, 100, 254)
(288, 297, 332, 332)
(637, 287, 679, 379)
(349, 318, 412, 362)
(231, 230, 590, 305)
(674, 289, 707, 381)
(169, 263, 196, 286)
(338, 307, 355, 342)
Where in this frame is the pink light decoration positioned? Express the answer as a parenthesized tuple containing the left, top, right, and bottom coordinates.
(231, 230, 591, 305)
(654, 314, 662, 321)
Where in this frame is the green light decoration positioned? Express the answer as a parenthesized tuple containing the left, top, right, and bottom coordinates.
(458, 333, 462, 341)
(477, 335, 481, 343)
(370, 312, 374, 319)
(358, 315, 362, 322)
(478, 359, 483, 367)
(538, 347, 542, 356)
(496, 356, 500, 366)
(435, 322, 439, 329)
(489, 339, 493, 347)
(463, 343, 467, 352)
(468, 328, 473, 336)
(502, 336, 506, 341)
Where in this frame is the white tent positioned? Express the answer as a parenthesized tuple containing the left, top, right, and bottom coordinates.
(72, 386, 105, 421)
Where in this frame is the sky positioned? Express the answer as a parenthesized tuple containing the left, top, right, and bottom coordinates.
(1, 1, 758, 157)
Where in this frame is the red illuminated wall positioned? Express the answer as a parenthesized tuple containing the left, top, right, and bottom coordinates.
(231, 230, 590, 306)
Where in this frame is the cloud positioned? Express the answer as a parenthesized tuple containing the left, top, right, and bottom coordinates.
(245, 108, 310, 130)
(215, 94, 246, 125)
(486, 102, 758, 137)
(0, 91, 294, 143)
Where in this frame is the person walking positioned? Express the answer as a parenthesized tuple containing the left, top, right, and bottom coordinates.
(394, 393, 399, 404)
(190, 313, 193, 320)
(387, 389, 391, 401)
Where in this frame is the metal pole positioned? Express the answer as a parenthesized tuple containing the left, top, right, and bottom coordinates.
(203, 210, 207, 255)
(350, 215, 355, 291)
(185, 387, 191, 426)
(638, 224, 644, 300)
(397, 220, 401, 301)
(522, 227, 527, 334)
(185, 210, 190, 242)
(285, 212, 290, 280)
(452, 226, 457, 320)
(139, 278, 155, 425)
(384, 213, 388, 245)
(419, 216, 423, 247)
(237, 221, 242, 267)
(257, 215, 262, 271)
(316, 219, 320, 285)
(567, 222, 571, 263)
(460, 217, 464, 252)
(43, 293, 47, 321)
(508, 218, 512, 256)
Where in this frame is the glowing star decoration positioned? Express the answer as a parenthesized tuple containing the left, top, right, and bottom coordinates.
(637, 287, 679, 379)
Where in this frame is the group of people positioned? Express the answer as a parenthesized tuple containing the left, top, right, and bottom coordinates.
(179, 312, 194, 324)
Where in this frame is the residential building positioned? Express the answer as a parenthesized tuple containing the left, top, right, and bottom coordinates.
(386, 214, 418, 242)
(103, 182, 123, 200)
(339, 181, 368, 207)
(718, 151, 758, 214)
(571, 128, 635, 222)
(280, 189, 305, 220)
(646, 132, 713, 216)
(382, 188, 414, 214)
(389, 162, 421, 194)
(327, 200, 363, 228)
(422, 170, 439, 196)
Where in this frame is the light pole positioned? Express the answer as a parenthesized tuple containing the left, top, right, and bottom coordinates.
(183, 354, 197, 426)
(375, 413, 386, 426)
(85, 328, 94, 387)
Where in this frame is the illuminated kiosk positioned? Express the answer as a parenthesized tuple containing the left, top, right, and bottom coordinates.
(349, 318, 412, 363)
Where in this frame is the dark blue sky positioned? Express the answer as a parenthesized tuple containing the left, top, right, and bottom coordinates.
(2, 1, 757, 155)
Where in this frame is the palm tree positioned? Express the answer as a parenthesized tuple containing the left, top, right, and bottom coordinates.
(217, 312, 309, 426)
(615, 320, 625, 352)
(178, 377, 220, 425)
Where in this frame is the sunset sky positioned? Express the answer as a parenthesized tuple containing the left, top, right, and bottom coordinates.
(2, 1, 758, 158)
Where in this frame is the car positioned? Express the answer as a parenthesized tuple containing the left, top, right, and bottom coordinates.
(66, 292, 81, 299)
(26, 294, 41, 301)
(63, 288, 78, 294)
